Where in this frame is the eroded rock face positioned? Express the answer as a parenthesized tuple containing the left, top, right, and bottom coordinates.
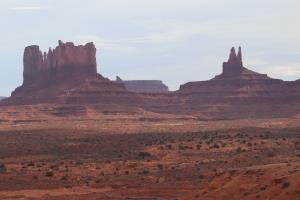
(3, 44, 300, 119)
(23, 40, 97, 85)
(214, 47, 269, 80)
(179, 47, 300, 118)
(222, 47, 243, 76)
(116, 76, 169, 93)
(3, 41, 135, 105)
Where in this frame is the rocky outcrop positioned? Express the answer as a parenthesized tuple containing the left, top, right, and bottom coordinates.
(214, 47, 269, 80)
(23, 41, 97, 85)
(116, 76, 169, 93)
(3, 43, 300, 119)
(179, 47, 300, 118)
(180, 47, 274, 95)
(2, 41, 140, 105)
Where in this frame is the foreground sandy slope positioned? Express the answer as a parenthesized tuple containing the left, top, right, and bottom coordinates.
(0, 107, 300, 199)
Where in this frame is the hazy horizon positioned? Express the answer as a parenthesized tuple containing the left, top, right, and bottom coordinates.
(1, 0, 300, 96)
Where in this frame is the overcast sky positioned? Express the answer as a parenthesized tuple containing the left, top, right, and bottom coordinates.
(1, 0, 300, 96)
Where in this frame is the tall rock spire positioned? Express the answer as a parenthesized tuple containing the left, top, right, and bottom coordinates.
(228, 47, 237, 63)
(237, 46, 242, 63)
(221, 46, 244, 77)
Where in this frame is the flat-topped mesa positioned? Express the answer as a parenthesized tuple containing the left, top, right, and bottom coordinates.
(115, 76, 169, 93)
(23, 40, 97, 85)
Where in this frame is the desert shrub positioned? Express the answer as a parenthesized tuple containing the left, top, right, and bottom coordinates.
(282, 181, 290, 189)
(61, 175, 68, 180)
(178, 145, 185, 150)
(243, 192, 249, 196)
(294, 142, 300, 150)
(139, 152, 151, 159)
(260, 185, 267, 191)
(50, 164, 59, 170)
(75, 161, 83, 166)
(27, 161, 35, 167)
(45, 171, 54, 177)
(0, 163, 7, 173)
(96, 179, 101, 183)
(157, 164, 164, 170)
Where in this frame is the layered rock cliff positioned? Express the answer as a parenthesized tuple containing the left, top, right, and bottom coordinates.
(3, 43, 300, 119)
(3, 41, 139, 105)
(179, 47, 300, 118)
(23, 40, 97, 85)
(116, 76, 169, 93)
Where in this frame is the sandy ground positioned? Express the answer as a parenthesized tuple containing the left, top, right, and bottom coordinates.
(1, 105, 300, 199)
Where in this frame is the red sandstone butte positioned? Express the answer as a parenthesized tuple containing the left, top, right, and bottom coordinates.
(3, 41, 140, 105)
(179, 47, 300, 118)
(3, 44, 300, 119)
(23, 40, 97, 85)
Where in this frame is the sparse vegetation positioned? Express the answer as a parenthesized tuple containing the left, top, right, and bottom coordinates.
(0, 163, 7, 173)
(0, 118, 299, 199)
(139, 152, 152, 159)
(45, 171, 54, 177)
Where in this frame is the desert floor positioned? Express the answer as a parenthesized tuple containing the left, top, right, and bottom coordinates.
(0, 107, 300, 199)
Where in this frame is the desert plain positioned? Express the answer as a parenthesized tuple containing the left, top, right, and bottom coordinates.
(0, 105, 300, 200)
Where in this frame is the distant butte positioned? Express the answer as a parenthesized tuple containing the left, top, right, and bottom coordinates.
(179, 47, 300, 118)
(2, 41, 138, 105)
(116, 76, 169, 93)
(2, 43, 300, 119)
(23, 40, 97, 85)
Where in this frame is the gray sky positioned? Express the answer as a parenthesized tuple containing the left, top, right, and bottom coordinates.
(1, 0, 300, 96)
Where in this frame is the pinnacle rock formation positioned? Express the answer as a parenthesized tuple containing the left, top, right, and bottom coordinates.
(222, 47, 243, 76)
(214, 47, 269, 80)
(3, 44, 300, 119)
(179, 47, 300, 118)
(116, 76, 169, 93)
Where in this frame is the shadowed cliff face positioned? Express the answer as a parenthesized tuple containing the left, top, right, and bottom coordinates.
(23, 40, 97, 85)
